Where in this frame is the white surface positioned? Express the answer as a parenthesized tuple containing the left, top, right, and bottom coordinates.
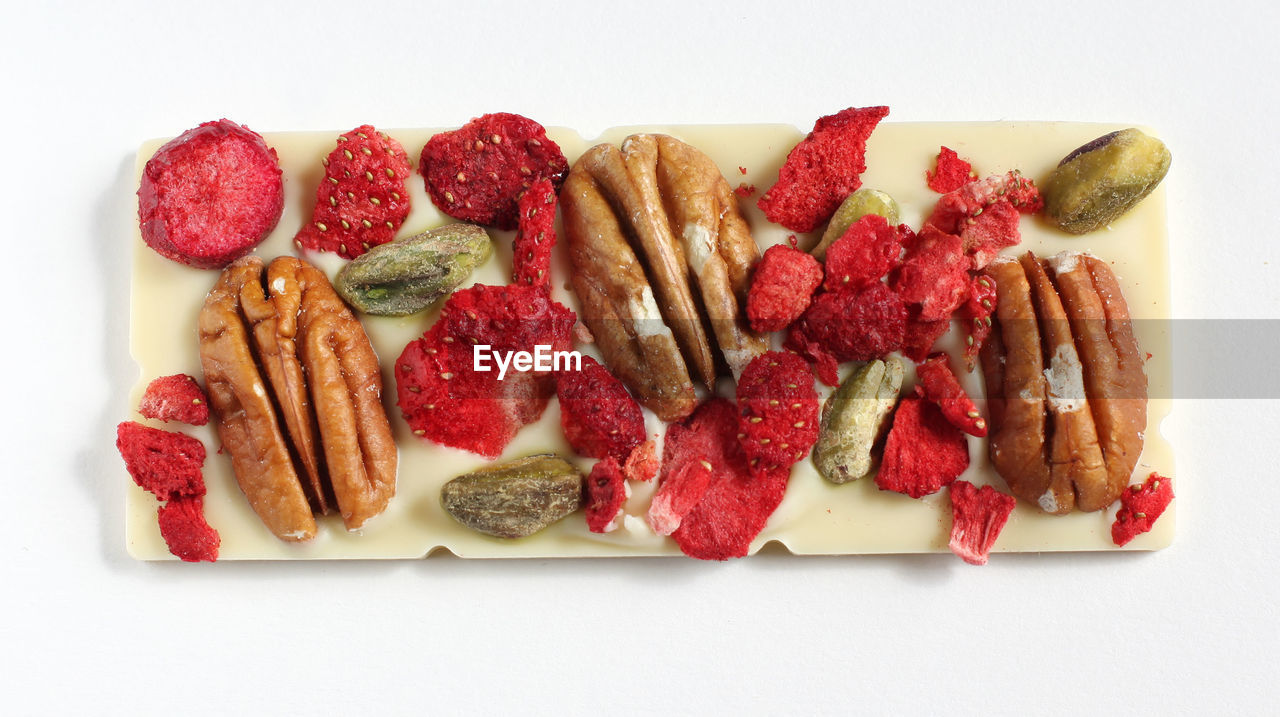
(2, 0, 1276, 714)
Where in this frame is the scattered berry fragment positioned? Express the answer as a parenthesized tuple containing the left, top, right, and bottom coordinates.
(648, 458, 713, 536)
(138, 119, 283, 269)
(138, 374, 209, 426)
(585, 457, 628, 533)
(927, 171, 1043, 269)
(1111, 472, 1174, 546)
(892, 225, 970, 321)
(512, 177, 558, 289)
(823, 214, 905, 290)
(757, 106, 890, 232)
(915, 354, 987, 437)
(116, 421, 206, 501)
(623, 439, 659, 483)
(746, 244, 823, 333)
(556, 355, 646, 463)
(876, 396, 969, 498)
(736, 351, 820, 475)
(948, 480, 1016, 565)
(927, 146, 975, 194)
(420, 113, 569, 230)
(157, 496, 220, 562)
(294, 125, 413, 259)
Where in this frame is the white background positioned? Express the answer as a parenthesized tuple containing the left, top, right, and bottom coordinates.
(3, 0, 1276, 714)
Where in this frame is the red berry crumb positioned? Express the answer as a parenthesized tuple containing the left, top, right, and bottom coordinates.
(823, 214, 905, 290)
(512, 177, 558, 289)
(138, 374, 209, 426)
(1112, 472, 1174, 546)
(927, 146, 975, 194)
(876, 396, 970, 499)
(556, 355, 646, 463)
(915, 355, 987, 437)
(892, 225, 971, 322)
(948, 480, 1016, 565)
(623, 439, 659, 483)
(927, 171, 1043, 269)
(647, 458, 713, 536)
(116, 421, 206, 501)
(736, 351, 820, 475)
(585, 457, 628, 534)
(746, 244, 823, 333)
(157, 496, 220, 562)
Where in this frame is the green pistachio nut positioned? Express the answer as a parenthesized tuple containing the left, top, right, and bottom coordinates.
(334, 223, 491, 315)
(1042, 128, 1171, 234)
(813, 188, 900, 258)
(440, 455, 584, 539)
(813, 359, 904, 484)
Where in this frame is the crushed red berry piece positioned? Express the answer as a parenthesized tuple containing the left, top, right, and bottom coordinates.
(623, 439, 659, 482)
(757, 106, 890, 232)
(585, 457, 628, 534)
(1112, 472, 1174, 546)
(512, 177, 557, 289)
(746, 244, 823, 333)
(916, 354, 987, 437)
(823, 214, 905, 290)
(157, 496, 220, 562)
(556, 355, 645, 462)
(927, 146, 975, 194)
(876, 396, 969, 498)
(396, 284, 575, 458)
(734, 183, 756, 198)
(736, 351, 819, 475)
(948, 480, 1016, 565)
(138, 119, 283, 269)
(116, 421, 206, 501)
(662, 399, 791, 560)
(962, 273, 997, 370)
(138, 374, 209, 426)
(784, 324, 840, 387)
(420, 113, 569, 230)
(648, 457, 713, 536)
(892, 225, 970, 321)
(294, 125, 413, 259)
(789, 282, 908, 365)
(927, 171, 1043, 269)
(900, 307, 951, 363)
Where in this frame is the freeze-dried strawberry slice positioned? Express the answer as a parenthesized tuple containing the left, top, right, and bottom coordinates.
(662, 400, 791, 560)
(948, 480, 1016, 565)
(512, 177, 557, 289)
(1112, 472, 1174, 546)
(736, 351, 820, 475)
(758, 106, 890, 232)
(624, 439, 659, 483)
(138, 374, 209, 426)
(157, 496, 220, 562)
(556, 355, 645, 462)
(138, 119, 283, 269)
(585, 457, 628, 534)
(927, 171, 1043, 269)
(892, 225, 971, 321)
(962, 273, 997, 370)
(916, 355, 987, 437)
(396, 284, 576, 458)
(789, 282, 907, 366)
(647, 458, 713, 536)
(900, 307, 951, 364)
(746, 244, 823, 333)
(876, 396, 969, 498)
(116, 421, 206, 501)
(421, 113, 569, 230)
(927, 146, 975, 194)
(823, 215, 905, 291)
(294, 125, 413, 259)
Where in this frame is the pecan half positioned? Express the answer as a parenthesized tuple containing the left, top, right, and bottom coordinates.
(561, 134, 767, 419)
(980, 251, 1146, 513)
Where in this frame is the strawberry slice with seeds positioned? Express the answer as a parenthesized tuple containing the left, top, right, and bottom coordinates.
(158, 496, 220, 562)
(1112, 472, 1174, 546)
(116, 421, 206, 501)
(585, 457, 628, 534)
(948, 480, 1016, 565)
(915, 355, 987, 437)
(556, 355, 646, 463)
(295, 125, 413, 259)
(876, 396, 970, 498)
(512, 177, 558, 289)
(962, 273, 997, 370)
(736, 351, 820, 475)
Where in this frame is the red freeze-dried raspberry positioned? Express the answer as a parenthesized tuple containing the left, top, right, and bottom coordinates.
(396, 284, 575, 458)
(784, 324, 841, 387)
(736, 351, 819, 475)
(823, 215, 905, 291)
(138, 374, 209, 426)
(892, 225, 970, 321)
(294, 125, 413, 259)
(927, 146, 975, 194)
(116, 421, 206, 501)
(948, 480, 1016, 565)
(900, 307, 951, 364)
(647, 458, 713, 536)
(1112, 472, 1175, 546)
(624, 439, 659, 482)
(927, 171, 1043, 269)
(585, 457, 628, 534)
(512, 177, 558, 289)
(962, 273, 997, 370)
(790, 282, 908, 366)
(138, 119, 283, 269)
(157, 496, 220, 562)
(757, 106, 890, 232)
(876, 396, 970, 498)
(421, 113, 569, 230)
(556, 355, 645, 462)
(916, 355, 987, 437)
(747, 244, 823, 333)
(661, 399, 791, 560)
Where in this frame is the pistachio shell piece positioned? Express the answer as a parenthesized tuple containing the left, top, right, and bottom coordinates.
(813, 359, 904, 484)
(1042, 128, 1171, 234)
(440, 455, 584, 539)
(334, 223, 491, 315)
(813, 188, 901, 258)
